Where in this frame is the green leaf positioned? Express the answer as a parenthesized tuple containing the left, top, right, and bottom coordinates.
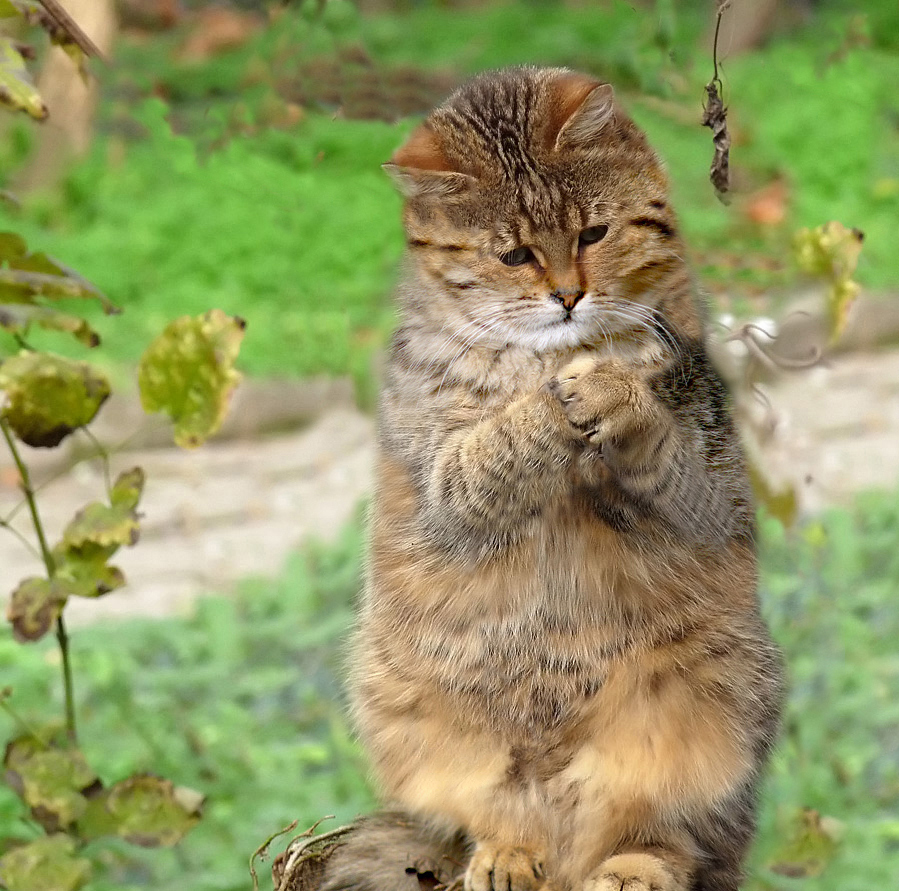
(748, 461, 798, 529)
(62, 503, 139, 550)
(3, 735, 100, 832)
(47, 470, 142, 597)
(0, 352, 110, 447)
(138, 310, 245, 448)
(0, 232, 27, 261)
(78, 774, 204, 847)
(0, 268, 102, 303)
(51, 546, 125, 598)
(0, 835, 91, 891)
(0, 233, 117, 314)
(0, 37, 47, 120)
(62, 468, 144, 551)
(767, 808, 844, 879)
(6, 577, 72, 642)
(0, 303, 101, 347)
(794, 221, 864, 343)
(0, 1, 20, 18)
(110, 466, 145, 511)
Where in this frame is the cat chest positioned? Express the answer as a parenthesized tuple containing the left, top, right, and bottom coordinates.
(407, 600, 620, 739)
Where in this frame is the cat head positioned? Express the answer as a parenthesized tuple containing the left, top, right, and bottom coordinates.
(386, 67, 700, 351)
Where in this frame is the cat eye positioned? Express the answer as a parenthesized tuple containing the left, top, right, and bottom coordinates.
(499, 246, 535, 267)
(578, 225, 609, 247)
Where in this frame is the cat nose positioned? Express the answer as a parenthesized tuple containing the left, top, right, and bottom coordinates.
(551, 289, 585, 311)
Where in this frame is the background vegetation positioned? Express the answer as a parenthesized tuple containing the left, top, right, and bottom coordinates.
(1, 0, 897, 384)
(1, 1, 898, 890)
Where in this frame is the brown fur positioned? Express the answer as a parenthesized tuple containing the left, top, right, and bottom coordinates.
(348, 68, 783, 891)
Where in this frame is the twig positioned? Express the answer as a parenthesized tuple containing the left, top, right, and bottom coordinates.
(726, 325, 822, 371)
(0, 416, 77, 743)
(0, 518, 43, 562)
(250, 819, 299, 891)
(36, 0, 105, 62)
(80, 427, 112, 497)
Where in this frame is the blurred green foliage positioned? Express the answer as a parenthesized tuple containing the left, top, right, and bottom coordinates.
(2, 493, 898, 890)
(0, 0, 896, 383)
(0, 519, 374, 891)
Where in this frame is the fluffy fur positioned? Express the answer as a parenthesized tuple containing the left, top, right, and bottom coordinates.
(345, 67, 783, 891)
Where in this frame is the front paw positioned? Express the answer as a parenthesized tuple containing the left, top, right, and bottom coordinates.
(464, 843, 545, 891)
(549, 358, 661, 449)
(583, 853, 681, 891)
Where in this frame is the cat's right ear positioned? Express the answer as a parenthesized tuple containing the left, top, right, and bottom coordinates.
(383, 123, 476, 200)
(552, 75, 616, 152)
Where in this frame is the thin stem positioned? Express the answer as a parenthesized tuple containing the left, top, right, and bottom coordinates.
(55, 616, 77, 743)
(712, 1, 731, 86)
(80, 427, 112, 497)
(0, 518, 43, 562)
(0, 417, 77, 743)
(0, 419, 55, 575)
(0, 688, 46, 747)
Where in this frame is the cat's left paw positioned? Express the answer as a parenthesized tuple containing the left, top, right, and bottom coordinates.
(583, 853, 681, 891)
(549, 357, 661, 449)
(464, 843, 545, 891)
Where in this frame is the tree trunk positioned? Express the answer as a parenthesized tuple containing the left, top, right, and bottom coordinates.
(14, 0, 118, 192)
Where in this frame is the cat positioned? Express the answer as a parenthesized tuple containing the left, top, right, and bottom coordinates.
(322, 67, 784, 891)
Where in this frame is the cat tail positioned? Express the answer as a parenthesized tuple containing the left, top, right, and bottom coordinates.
(272, 810, 470, 891)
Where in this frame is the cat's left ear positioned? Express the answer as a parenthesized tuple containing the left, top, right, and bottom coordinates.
(551, 74, 616, 152)
(383, 123, 476, 199)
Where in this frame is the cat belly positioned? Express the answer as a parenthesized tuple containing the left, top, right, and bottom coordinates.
(357, 636, 753, 888)
(358, 461, 760, 884)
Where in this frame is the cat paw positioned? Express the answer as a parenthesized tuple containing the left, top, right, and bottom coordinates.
(464, 843, 545, 891)
(549, 357, 660, 448)
(583, 853, 680, 891)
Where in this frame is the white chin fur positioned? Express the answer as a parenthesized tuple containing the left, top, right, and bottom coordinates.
(510, 323, 592, 352)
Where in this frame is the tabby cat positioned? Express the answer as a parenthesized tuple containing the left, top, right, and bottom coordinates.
(340, 67, 783, 891)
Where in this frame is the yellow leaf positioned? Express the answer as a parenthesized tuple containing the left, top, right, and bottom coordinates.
(793, 221, 864, 343)
(0, 37, 47, 120)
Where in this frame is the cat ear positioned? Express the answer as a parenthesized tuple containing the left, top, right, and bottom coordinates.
(383, 123, 476, 199)
(552, 75, 616, 152)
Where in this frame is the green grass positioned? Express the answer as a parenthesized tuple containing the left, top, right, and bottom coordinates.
(1, 492, 898, 890)
(0, 520, 374, 891)
(1, 0, 897, 383)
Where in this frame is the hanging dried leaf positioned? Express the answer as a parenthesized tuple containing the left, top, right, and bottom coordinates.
(702, 81, 730, 203)
(138, 310, 245, 448)
(0, 834, 91, 891)
(0, 351, 110, 447)
(702, 1, 732, 203)
(794, 221, 864, 343)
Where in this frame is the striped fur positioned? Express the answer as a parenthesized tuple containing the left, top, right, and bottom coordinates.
(350, 68, 783, 891)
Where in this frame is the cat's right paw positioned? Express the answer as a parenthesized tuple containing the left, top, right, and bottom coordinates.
(464, 843, 545, 891)
(583, 853, 680, 891)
